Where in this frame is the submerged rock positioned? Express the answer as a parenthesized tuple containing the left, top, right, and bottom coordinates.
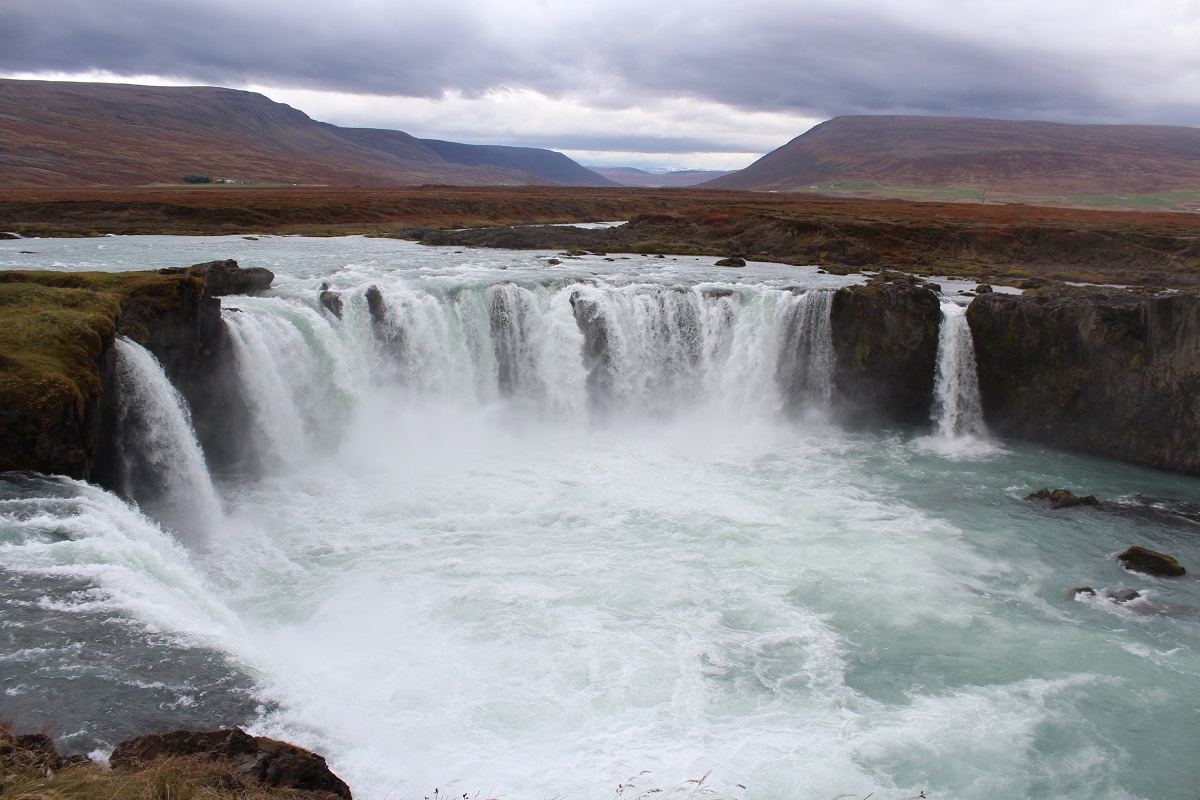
(1118, 546, 1186, 577)
(1071, 586, 1141, 602)
(111, 728, 351, 799)
(1027, 487, 1100, 509)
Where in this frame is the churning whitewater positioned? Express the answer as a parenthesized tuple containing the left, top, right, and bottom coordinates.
(1, 236, 1199, 800)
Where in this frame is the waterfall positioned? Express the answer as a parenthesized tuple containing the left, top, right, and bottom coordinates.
(930, 300, 986, 438)
(111, 336, 223, 540)
(213, 280, 839, 479)
(775, 289, 835, 415)
(223, 301, 362, 469)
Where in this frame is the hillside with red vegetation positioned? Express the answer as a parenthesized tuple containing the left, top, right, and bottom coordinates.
(706, 116, 1200, 207)
(0, 79, 615, 188)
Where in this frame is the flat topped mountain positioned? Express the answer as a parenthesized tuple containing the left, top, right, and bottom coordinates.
(0, 79, 616, 188)
(705, 115, 1200, 204)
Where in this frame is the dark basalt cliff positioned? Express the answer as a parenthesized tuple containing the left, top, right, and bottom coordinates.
(0, 261, 269, 482)
(967, 288, 1200, 473)
(830, 281, 942, 427)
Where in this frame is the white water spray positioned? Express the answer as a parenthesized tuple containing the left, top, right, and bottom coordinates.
(112, 336, 222, 540)
(931, 300, 986, 439)
(357, 280, 836, 420)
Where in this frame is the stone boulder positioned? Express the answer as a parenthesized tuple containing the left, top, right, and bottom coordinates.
(319, 284, 344, 319)
(163, 259, 275, 296)
(110, 728, 351, 799)
(1117, 546, 1186, 577)
(1026, 487, 1100, 509)
(0, 728, 62, 771)
(715, 257, 746, 267)
(1071, 586, 1142, 603)
(364, 285, 387, 324)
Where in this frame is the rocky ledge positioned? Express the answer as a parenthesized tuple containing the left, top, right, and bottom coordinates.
(2, 725, 350, 800)
(0, 260, 272, 480)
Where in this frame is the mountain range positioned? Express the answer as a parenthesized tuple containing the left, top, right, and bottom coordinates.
(704, 115, 1200, 203)
(4, 78, 1200, 207)
(0, 79, 617, 188)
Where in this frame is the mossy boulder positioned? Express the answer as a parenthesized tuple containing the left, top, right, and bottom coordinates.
(1118, 546, 1186, 577)
(1026, 487, 1100, 509)
(164, 259, 274, 296)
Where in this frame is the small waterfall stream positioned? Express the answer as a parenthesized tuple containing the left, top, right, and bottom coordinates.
(112, 336, 223, 540)
(931, 299, 986, 439)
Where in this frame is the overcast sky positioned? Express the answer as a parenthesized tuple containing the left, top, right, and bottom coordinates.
(4, 0, 1200, 169)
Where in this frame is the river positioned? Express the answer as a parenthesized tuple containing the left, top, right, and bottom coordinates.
(1, 235, 1197, 800)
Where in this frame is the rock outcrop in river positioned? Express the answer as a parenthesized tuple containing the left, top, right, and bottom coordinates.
(967, 287, 1200, 474)
(829, 280, 942, 426)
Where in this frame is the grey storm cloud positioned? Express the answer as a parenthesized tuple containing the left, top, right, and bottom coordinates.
(4, 0, 1200, 126)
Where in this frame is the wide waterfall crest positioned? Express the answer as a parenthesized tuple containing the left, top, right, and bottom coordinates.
(111, 336, 222, 540)
(930, 299, 986, 439)
(352, 279, 837, 419)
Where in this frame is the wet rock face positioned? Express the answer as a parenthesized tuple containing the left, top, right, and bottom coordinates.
(110, 728, 351, 799)
(968, 289, 1200, 474)
(829, 283, 942, 427)
(1118, 546, 1187, 577)
(569, 289, 618, 413)
(320, 288, 344, 319)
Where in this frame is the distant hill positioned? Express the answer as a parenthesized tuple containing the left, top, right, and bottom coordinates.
(419, 140, 615, 187)
(588, 167, 734, 187)
(704, 116, 1200, 205)
(0, 79, 616, 188)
